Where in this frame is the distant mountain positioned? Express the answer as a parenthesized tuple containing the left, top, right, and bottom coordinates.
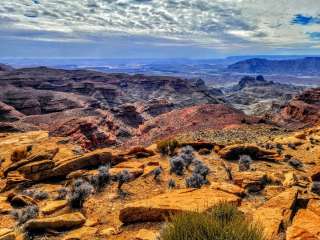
(0, 64, 13, 72)
(227, 57, 320, 75)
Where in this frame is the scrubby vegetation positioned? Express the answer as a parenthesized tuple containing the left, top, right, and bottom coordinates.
(152, 166, 163, 181)
(68, 178, 93, 209)
(157, 139, 179, 156)
(186, 173, 207, 188)
(89, 165, 111, 191)
(180, 145, 194, 169)
(56, 187, 68, 200)
(169, 156, 185, 175)
(11, 205, 39, 225)
(22, 189, 49, 200)
(160, 202, 265, 240)
(115, 169, 132, 194)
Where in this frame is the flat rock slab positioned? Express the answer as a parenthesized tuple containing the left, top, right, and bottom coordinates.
(62, 226, 98, 240)
(0, 228, 15, 240)
(41, 200, 68, 215)
(286, 209, 320, 240)
(119, 188, 240, 223)
(24, 212, 86, 231)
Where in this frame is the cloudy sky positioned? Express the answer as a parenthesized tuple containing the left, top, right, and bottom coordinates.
(1, 0, 320, 58)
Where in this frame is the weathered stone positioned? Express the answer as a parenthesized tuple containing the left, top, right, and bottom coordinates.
(0, 228, 15, 240)
(4, 148, 58, 176)
(10, 195, 38, 207)
(307, 199, 320, 216)
(135, 229, 159, 240)
(0, 171, 32, 192)
(283, 172, 298, 187)
(33, 149, 124, 180)
(99, 227, 117, 237)
(119, 188, 240, 223)
(286, 209, 320, 240)
(0, 197, 12, 214)
(210, 182, 245, 197)
(253, 188, 298, 239)
(41, 200, 68, 215)
(62, 226, 97, 240)
(218, 144, 278, 161)
(310, 166, 320, 182)
(116, 161, 145, 169)
(24, 212, 86, 231)
(233, 171, 268, 192)
(18, 160, 54, 175)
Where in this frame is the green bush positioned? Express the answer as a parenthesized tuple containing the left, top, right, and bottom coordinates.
(157, 139, 179, 156)
(160, 202, 265, 240)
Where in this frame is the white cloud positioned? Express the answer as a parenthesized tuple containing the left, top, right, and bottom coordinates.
(0, 0, 320, 52)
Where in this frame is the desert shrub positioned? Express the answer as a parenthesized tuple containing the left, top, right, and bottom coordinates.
(157, 139, 179, 156)
(169, 156, 185, 176)
(239, 155, 252, 171)
(11, 205, 39, 225)
(90, 165, 111, 191)
(152, 166, 163, 181)
(22, 189, 49, 200)
(160, 202, 265, 240)
(168, 179, 176, 189)
(56, 187, 68, 200)
(116, 169, 132, 191)
(193, 160, 209, 180)
(68, 178, 93, 209)
(180, 146, 194, 169)
(185, 173, 207, 188)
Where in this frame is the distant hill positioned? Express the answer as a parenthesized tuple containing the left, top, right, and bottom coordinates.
(227, 57, 320, 75)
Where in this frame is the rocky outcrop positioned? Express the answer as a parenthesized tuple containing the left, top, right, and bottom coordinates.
(119, 188, 240, 223)
(253, 188, 298, 239)
(272, 88, 320, 128)
(218, 144, 279, 161)
(129, 104, 256, 146)
(0, 101, 24, 122)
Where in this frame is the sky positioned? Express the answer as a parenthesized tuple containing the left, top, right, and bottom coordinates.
(1, 0, 320, 58)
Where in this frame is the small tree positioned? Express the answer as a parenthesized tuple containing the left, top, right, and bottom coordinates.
(68, 178, 93, 209)
(238, 155, 252, 172)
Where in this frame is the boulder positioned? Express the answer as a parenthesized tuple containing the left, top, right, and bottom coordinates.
(253, 188, 298, 239)
(99, 227, 118, 237)
(0, 171, 32, 192)
(286, 209, 320, 240)
(41, 200, 68, 215)
(119, 188, 240, 223)
(218, 144, 278, 161)
(24, 212, 86, 231)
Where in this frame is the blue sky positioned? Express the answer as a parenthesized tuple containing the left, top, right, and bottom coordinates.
(1, 0, 320, 58)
